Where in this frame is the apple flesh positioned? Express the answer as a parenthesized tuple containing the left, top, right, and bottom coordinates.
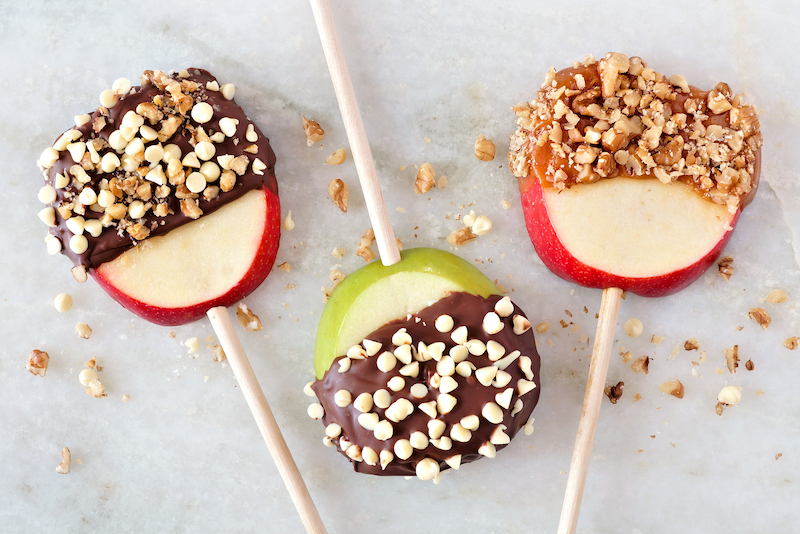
(521, 176, 738, 297)
(93, 186, 281, 326)
(314, 248, 502, 378)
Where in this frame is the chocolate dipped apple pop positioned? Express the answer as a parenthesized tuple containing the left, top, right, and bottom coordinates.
(35, 69, 326, 534)
(36, 68, 280, 326)
(508, 53, 762, 533)
(307, 0, 540, 482)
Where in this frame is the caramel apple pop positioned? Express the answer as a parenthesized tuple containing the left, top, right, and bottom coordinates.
(308, 0, 541, 481)
(36, 69, 326, 534)
(508, 53, 762, 533)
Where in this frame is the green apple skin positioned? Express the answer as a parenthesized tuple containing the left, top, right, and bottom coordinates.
(314, 248, 502, 379)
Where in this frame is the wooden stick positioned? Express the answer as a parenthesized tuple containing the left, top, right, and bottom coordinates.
(556, 287, 623, 534)
(309, 0, 400, 267)
(207, 307, 328, 534)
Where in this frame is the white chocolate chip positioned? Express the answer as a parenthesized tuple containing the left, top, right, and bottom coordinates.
(450, 325, 468, 345)
(478, 441, 496, 458)
(436, 393, 457, 414)
(465, 339, 486, 356)
(490, 424, 510, 445)
(84, 219, 102, 238)
(718, 385, 742, 406)
(124, 137, 145, 156)
(78, 368, 97, 386)
(624, 318, 643, 337)
(334, 389, 352, 408)
(307, 403, 324, 420)
(140, 125, 158, 142)
(128, 200, 146, 219)
(38, 207, 57, 227)
(427, 420, 446, 440)
(493, 370, 512, 388)
(471, 215, 492, 236)
(145, 165, 166, 186)
(379, 449, 394, 469)
(252, 158, 267, 176)
(435, 314, 454, 332)
(436, 356, 455, 377)
(392, 328, 413, 346)
(337, 357, 351, 373)
(39, 147, 59, 168)
(449, 345, 469, 363)
(494, 296, 514, 317)
(219, 117, 239, 137)
(438, 376, 458, 394)
(206, 80, 220, 91)
(99, 89, 118, 108)
(66, 142, 86, 163)
(220, 83, 236, 100)
(346, 446, 363, 462)
(191, 102, 213, 124)
(460, 415, 479, 431)
(518, 356, 534, 380)
(363, 339, 382, 356)
(74, 114, 91, 127)
(163, 144, 181, 162)
(217, 154, 234, 170)
(78, 187, 97, 206)
(483, 312, 504, 335)
(455, 362, 474, 378)
(121, 111, 144, 129)
(418, 400, 438, 418)
(303, 382, 316, 397)
(524, 419, 535, 435)
(445, 455, 461, 470)
(54, 293, 73, 312)
(325, 423, 342, 438)
(517, 379, 537, 396)
(144, 144, 165, 164)
(475, 366, 498, 387)
(399, 362, 420, 377)
(450, 423, 471, 443)
(199, 161, 221, 182)
(112, 77, 131, 95)
(194, 141, 216, 161)
(46, 235, 62, 255)
(427, 342, 446, 361)
(354, 392, 374, 413)
(69, 234, 88, 254)
(386, 398, 414, 422)
(66, 216, 85, 235)
(512, 315, 532, 335)
(431, 437, 452, 451)
(377, 352, 397, 373)
(482, 402, 504, 424)
(394, 344, 413, 365)
(186, 172, 207, 194)
(410, 383, 428, 399)
(486, 340, 506, 362)
(323, 436, 334, 448)
(387, 376, 405, 392)
(495, 388, 514, 409)
(182, 151, 201, 168)
(245, 123, 258, 142)
(495, 350, 521, 371)
(358, 412, 379, 431)
(394, 439, 413, 460)
(97, 189, 115, 208)
(410, 431, 429, 450)
(283, 211, 295, 231)
(54, 173, 70, 189)
(100, 152, 121, 173)
(373, 389, 391, 409)
(346, 345, 367, 360)
(38, 185, 57, 204)
(511, 399, 524, 417)
(374, 420, 394, 441)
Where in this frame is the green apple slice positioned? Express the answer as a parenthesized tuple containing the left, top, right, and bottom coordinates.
(314, 248, 502, 378)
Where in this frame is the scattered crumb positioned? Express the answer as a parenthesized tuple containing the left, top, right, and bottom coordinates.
(501, 200, 511, 210)
(776, 453, 783, 460)
(535, 322, 549, 334)
(684, 338, 700, 351)
(604, 381, 624, 404)
(633, 393, 642, 402)
(651, 334, 664, 345)
(56, 447, 71, 474)
(715, 368, 725, 375)
(756, 389, 764, 396)
(622, 351, 633, 363)
(718, 256, 734, 280)
(323, 270, 346, 302)
(236, 303, 263, 332)
(75, 323, 92, 339)
(631, 355, 650, 374)
(494, 280, 510, 294)
(437, 176, 447, 189)
(723, 345, 739, 374)
(327, 178, 349, 212)
(659, 379, 684, 399)
(396, 207, 406, 213)
(331, 248, 345, 258)
(357, 228, 376, 262)
(766, 289, 789, 304)
(745, 359, 754, 371)
(302, 116, 325, 146)
(286, 283, 296, 290)
(85, 357, 96, 369)
(209, 344, 227, 362)
(326, 147, 346, 165)
(169, 331, 176, 339)
(474, 135, 496, 161)
(278, 262, 291, 272)
(122, 394, 130, 402)
(447, 226, 477, 247)
(85, 378, 107, 398)
(784, 337, 798, 350)
(669, 346, 679, 360)
(415, 163, 435, 194)
(716, 385, 742, 415)
(748, 308, 771, 330)
(26, 350, 50, 377)
(283, 211, 295, 231)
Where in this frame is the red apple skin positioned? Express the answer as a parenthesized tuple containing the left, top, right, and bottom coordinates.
(91, 185, 281, 326)
(520, 177, 740, 298)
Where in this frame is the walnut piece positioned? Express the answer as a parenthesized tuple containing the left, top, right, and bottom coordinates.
(684, 338, 700, 351)
(328, 179, 349, 212)
(357, 229, 376, 262)
(659, 379, 685, 399)
(723, 345, 740, 374)
(323, 270, 346, 302)
(75, 323, 92, 339)
(56, 447, 71, 474)
(630, 355, 650, 374)
(718, 256, 734, 281)
(302, 116, 325, 146)
(604, 381, 624, 404)
(26, 350, 50, 377)
(474, 135, 496, 161)
(210, 344, 227, 362)
(748, 308, 771, 330)
(766, 289, 789, 304)
(446, 226, 477, 247)
(236, 303, 263, 332)
(785, 337, 799, 350)
(415, 163, 435, 194)
(326, 148, 346, 165)
(86, 378, 107, 398)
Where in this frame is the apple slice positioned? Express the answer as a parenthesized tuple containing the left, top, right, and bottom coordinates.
(521, 176, 738, 297)
(314, 248, 502, 378)
(93, 186, 281, 326)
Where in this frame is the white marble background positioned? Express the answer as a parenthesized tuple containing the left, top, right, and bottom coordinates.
(1, 1, 798, 533)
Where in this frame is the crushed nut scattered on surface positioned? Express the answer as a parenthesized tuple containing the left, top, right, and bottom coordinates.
(784, 337, 799, 350)
(631, 355, 650, 374)
(621, 351, 634, 363)
(323, 270, 346, 302)
(26, 350, 50, 377)
(604, 381, 624, 404)
(331, 247, 346, 258)
(535, 322, 549, 334)
(474, 135, 496, 161)
(302, 116, 325, 146)
(75, 323, 92, 339)
(650, 334, 664, 345)
(357, 229, 376, 262)
(122, 394, 131, 402)
(209, 344, 227, 362)
(748, 308, 771, 330)
(723, 345, 739, 373)
(85, 357, 96, 369)
(447, 226, 477, 247)
(718, 256, 735, 280)
(765, 289, 789, 303)
(326, 147, 346, 165)
(85, 377, 107, 398)
(415, 163, 435, 194)
(56, 447, 71, 474)
(328, 178, 348, 212)
(277, 262, 291, 272)
(659, 379, 684, 399)
(684, 338, 700, 351)
(236, 303, 263, 332)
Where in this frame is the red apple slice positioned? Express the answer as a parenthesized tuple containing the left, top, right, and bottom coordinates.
(93, 186, 280, 326)
(521, 176, 738, 297)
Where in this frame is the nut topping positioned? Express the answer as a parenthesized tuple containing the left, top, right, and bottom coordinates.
(26, 350, 50, 377)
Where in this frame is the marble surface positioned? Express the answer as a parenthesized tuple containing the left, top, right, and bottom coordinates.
(1, 1, 799, 533)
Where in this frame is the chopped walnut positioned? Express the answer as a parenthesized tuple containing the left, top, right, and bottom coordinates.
(328, 179, 349, 212)
(659, 379, 685, 399)
(75, 323, 92, 339)
(718, 256, 735, 281)
(723, 345, 739, 374)
(277, 262, 291, 272)
(326, 148, 346, 165)
(748, 308, 771, 330)
(474, 135, 496, 161)
(535, 322, 549, 334)
(621, 351, 633, 363)
(236, 303, 263, 332)
(766, 289, 789, 304)
(85, 357, 96, 369)
(415, 163, 435, 194)
(357, 229, 376, 262)
(230, 155, 250, 176)
(784, 337, 799, 350)
(86, 377, 107, 398)
(323, 270, 346, 302)
(209, 344, 227, 362)
(630, 355, 650, 374)
(447, 226, 477, 247)
(650, 335, 665, 345)
(26, 350, 50, 377)
(331, 247, 346, 258)
(745, 359, 754, 371)
(56, 447, 71, 474)
(302, 116, 325, 146)
(604, 381, 624, 404)
(684, 338, 700, 351)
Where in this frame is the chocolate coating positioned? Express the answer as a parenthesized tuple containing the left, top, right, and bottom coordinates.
(312, 292, 541, 477)
(43, 68, 277, 270)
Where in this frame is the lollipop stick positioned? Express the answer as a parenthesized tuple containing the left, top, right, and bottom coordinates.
(557, 287, 623, 534)
(309, 0, 400, 267)
(207, 307, 327, 534)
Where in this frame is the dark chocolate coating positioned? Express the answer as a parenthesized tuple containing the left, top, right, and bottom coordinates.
(312, 292, 541, 476)
(43, 68, 277, 270)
